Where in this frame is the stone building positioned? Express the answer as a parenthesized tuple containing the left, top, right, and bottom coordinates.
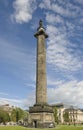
(0, 104, 13, 116)
(52, 103, 83, 125)
(77, 109, 83, 124)
(51, 103, 65, 124)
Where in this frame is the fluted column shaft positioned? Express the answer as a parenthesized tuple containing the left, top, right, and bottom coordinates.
(36, 34, 47, 104)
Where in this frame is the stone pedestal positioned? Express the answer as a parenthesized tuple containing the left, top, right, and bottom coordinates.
(29, 104, 54, 128)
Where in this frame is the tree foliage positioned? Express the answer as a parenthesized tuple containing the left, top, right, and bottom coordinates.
(0, 108, 10, 124)
(11, 107, 27, 122)
(63, 111, 69, 123)
(54, 107, 59, 124)
(0, 107, 28, 124)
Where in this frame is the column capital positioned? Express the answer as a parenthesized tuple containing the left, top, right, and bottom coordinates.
(34, 20, 48, 38)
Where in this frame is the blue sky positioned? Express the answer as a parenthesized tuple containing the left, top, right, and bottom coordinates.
(0, 0, 83, 109)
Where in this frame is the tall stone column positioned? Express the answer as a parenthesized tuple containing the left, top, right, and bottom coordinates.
(29, 20, 54, 128)
(34, 20, 48, 105)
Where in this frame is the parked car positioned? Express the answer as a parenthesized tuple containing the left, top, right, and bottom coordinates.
(49, 123, 54, 128)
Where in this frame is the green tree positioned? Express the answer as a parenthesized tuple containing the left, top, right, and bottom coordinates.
(0, 109, 10, 124)
(54, 107, 59, 124)
(11, 108, 17, 122)
(11, 107, 27, 122)
(63, 111, 70, 123)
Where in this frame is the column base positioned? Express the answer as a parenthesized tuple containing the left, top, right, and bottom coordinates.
(29, 104, 55, 128)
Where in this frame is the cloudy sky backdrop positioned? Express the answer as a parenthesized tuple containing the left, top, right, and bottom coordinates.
(0, 0, 83, 109)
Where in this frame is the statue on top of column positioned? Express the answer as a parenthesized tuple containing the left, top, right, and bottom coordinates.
(39, 19, 43, 28)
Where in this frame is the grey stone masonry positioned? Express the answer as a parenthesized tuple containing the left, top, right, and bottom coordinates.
(29, 20, 55, 128)
(34, 20, 48, 105)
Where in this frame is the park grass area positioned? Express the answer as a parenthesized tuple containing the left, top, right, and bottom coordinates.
(0, 126, 27, 130)
(0, 125, 83, 130)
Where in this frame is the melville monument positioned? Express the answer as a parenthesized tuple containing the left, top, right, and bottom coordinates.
(29, 20, 54, 128)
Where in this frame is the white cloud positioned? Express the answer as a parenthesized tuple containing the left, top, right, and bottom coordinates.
(11, 0, 37, 24)
(75, 0, 83, 5)
(0, 90, 35, 109)
(42, 0, 83, 73)
(21, 79, 83, 108)
(46, 13, 64, 25)
(0, 97, 23, 108)
(79, 18, 83, 25)
(1, 79, 83, 108)
(46, 25, 82, 72)
(39, 0, 51, 9)
(23, 95, 35, 108)
(39, 0, 82, 18)
(47, 80, 83, 107)
(47, 77, 64, 86)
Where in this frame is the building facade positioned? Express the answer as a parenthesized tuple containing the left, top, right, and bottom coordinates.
(0, 104, 13, 116)
(52, 103, 83, 125)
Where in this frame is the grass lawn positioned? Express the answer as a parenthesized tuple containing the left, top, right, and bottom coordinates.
(0, 125, 83, 130)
